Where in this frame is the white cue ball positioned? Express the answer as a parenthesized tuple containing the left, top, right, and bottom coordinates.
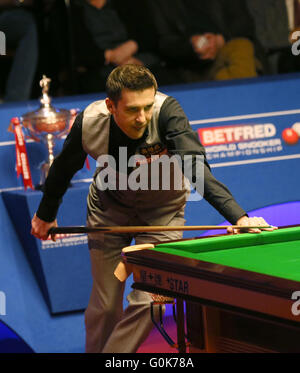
(292, 122, 300, 137)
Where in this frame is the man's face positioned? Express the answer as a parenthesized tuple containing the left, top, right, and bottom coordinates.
(105, 87, 155, 139)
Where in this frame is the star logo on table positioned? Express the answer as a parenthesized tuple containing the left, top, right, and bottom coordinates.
(167, 277, 189, 294)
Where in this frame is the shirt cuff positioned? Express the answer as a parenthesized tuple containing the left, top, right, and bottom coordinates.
(36, 194, 61, 222)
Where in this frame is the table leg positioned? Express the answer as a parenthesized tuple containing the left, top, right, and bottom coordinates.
(186, 301, 205, 351)
(176, 298, 186, 353)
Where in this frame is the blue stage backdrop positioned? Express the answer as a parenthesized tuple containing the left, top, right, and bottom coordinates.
(0, 74, 300, 352)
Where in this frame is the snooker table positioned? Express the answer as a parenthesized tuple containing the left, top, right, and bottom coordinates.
(123, 226, 300, 353)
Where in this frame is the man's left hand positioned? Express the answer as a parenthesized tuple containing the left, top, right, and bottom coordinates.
(228, 215, 277, 234)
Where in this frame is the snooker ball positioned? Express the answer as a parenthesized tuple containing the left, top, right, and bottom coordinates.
(292, 122, 300, 137)
(282, 128, 299, 145)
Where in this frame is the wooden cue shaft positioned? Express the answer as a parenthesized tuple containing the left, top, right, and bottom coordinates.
(48, 225, 272, 235)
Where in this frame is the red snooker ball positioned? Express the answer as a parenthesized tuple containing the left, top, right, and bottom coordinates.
(282, 128, 299, 145)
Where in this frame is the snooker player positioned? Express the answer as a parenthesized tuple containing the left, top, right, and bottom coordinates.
(31, 64, 275, 353)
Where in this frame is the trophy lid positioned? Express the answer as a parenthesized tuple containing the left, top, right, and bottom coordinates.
(22, 75, 70, 134)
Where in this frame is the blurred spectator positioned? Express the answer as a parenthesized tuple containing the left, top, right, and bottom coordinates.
(206, 0, 269, 75)
(68, 0, 167, 93)
(111, 0, 176, 85)
(147, 0, 261, 83)
(0, 0, 38, 102)
(247, 0, 300, 74)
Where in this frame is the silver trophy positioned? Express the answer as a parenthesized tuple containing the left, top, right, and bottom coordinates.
(21, 75, 72, 186)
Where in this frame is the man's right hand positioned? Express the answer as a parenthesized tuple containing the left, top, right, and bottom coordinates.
(105, 40, 138, 65)
(31, 213, 57, 241)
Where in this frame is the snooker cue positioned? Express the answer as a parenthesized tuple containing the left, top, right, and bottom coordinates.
(48, 225, 272, 235)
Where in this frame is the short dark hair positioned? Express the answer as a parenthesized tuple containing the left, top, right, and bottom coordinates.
(106, 64, 158, 103)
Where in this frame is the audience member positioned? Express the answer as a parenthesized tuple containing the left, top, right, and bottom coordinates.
(68, 0, 167, 93)
(0, 0, 38, 102)
(2, 0, 297, 100)
(146, 0, 261, 83)
(247, 0, 300, 74)
(206, 0, 269, 75)
(112, 0, 176, 85)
